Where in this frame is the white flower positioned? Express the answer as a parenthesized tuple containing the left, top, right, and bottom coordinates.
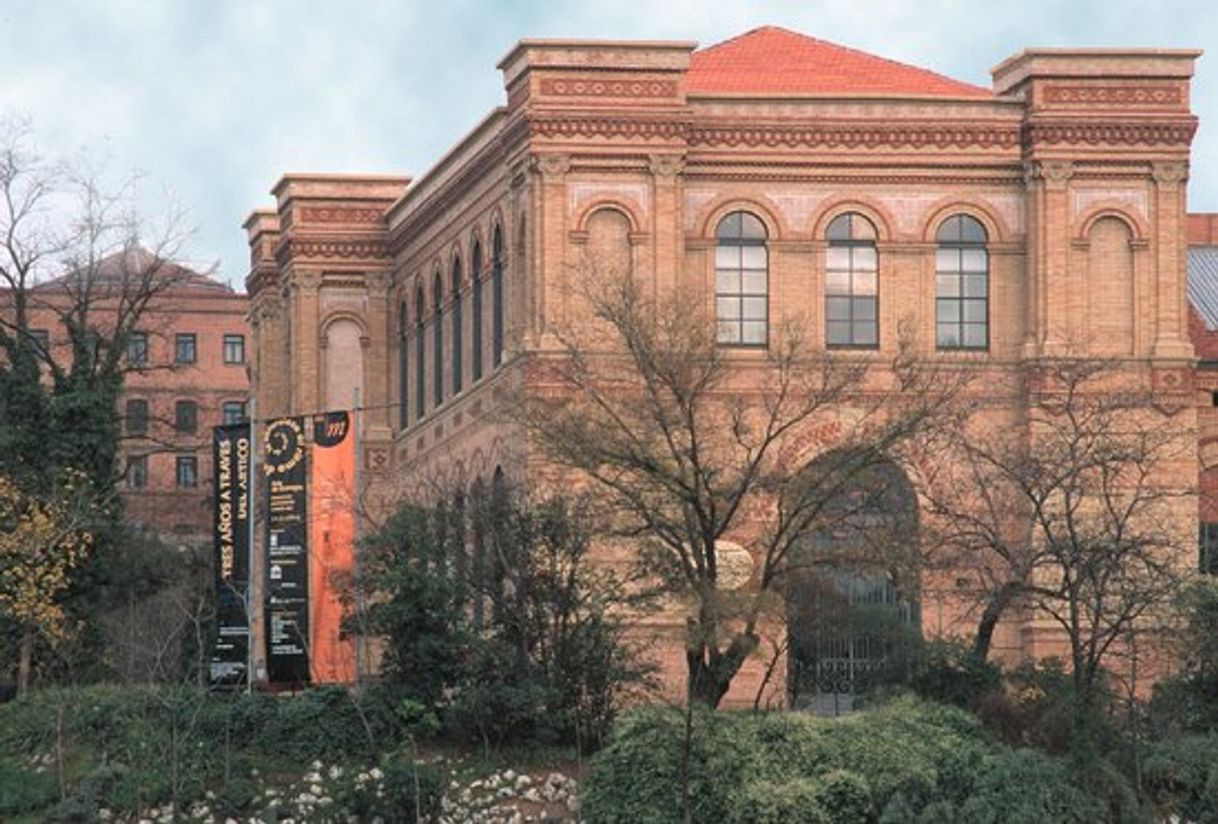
(369, 766, 383, 780)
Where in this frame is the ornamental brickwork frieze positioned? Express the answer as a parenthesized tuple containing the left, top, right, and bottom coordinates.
(297, 206, 385, 225)
(687, 123, 1021, 150)
(1025, 120, 1197, 147)
(530, 115, 686, 141)
(1042, 84, 1185, 108)
(275, 237, 390, 266)
(537, 76, 678, 99)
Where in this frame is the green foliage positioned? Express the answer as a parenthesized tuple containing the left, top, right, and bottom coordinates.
(1143, 734, 1218, 822)
(0, 753, 59, 816)
(583, 696, 1003, 823)
(328, 756, 443, 822)
(356, 494, 653, 749)
(894, 638, 1003, 709)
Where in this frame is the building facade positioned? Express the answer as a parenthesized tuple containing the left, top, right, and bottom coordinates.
(245, 27, 1203, 703)
(11, 250, 251, 546)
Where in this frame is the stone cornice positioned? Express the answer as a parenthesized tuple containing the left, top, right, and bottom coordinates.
(690, 121, 1022, 150)
(275, 236, 390, 267)
(1024, 118, 1198, 148)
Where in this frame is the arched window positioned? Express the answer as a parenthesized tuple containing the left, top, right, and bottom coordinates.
(433, 272, 444, 407)
(472, 240, 484, 382)
(715, 211, 768, 345)
(415, 287, 425, 420)
(826, 213, 878, 348)
(398, 301, 409, 430)
(451, 257, 463, 394)
(492, 225, 505, 367)
(935, 215, 989, 350)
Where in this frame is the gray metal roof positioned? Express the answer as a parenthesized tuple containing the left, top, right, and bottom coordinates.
(1188, 247, 1218, 330)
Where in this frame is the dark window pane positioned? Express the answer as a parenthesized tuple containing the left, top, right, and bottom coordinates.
(963, 324, 988, 348)
(176, 456, 198, 488)
(826, 296, 852, 321)
(715, 211, 768, 346)
(127, 399, 149, 435)
(826, 321, 852, 346)
(937, 299, 960, 323)
(223, 334, 245, 364)
(175, 333, 197, 364)
(853, 297, 877, 321)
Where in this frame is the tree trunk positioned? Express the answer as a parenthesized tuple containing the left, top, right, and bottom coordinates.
(972, 583, 1019, 661)
(685, 623, 759, 709)
(18, 627, 33, 697)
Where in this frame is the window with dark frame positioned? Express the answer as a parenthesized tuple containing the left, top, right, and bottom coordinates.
(222, 401, 247, 425)
(935, 214, 989, 350)
(1201, 522, 1218, 575)
(176, 455, 198, 488)
(434, 272, 444, 407)
(126, 398, 149, 435)
(223, 334, 245, 364)
(492, 226, 505, 367)
(399, 302, 409, 430)
(825, 213, 879, 348)
(715, 211, 769, 346)
(452, 258, 463, 395)
(175, 400, 198, 433)
(126, 332, 149, 365)
(126, 455, 148, 490)
(175, 333, 197, 364)
(472, 241, 484, 382)
(416, 288, 426, 421)
(28, 328, 49, 356)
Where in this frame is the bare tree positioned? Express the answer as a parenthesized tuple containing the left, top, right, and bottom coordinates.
(513, 269, 964, 707)
(912, 359, 1190, 715)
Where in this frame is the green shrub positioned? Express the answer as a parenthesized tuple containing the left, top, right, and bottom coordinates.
(815, 769, 872, 822)
(1143, 734, 1218, 822)
(729, 778, 829, 824)
(328, 756, 443, 823)
(955, 749, 1106, 823)
(0, 754, 59, 816)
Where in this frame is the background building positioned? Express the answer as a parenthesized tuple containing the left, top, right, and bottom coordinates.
(246, 27, 1203, 704)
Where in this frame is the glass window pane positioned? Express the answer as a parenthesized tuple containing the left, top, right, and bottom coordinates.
(852, 246, 877, 272)
(936, 216, 961, 243)
(716, 212, 742, 239)
(937, 299, 960, 323)
(739, 213, 767, 240)
(741, 245, 767, 269)
(742, 297, 767, 320)
(960, 216, 987, 243)
(963, 274, 988, 297)
(826, 296, 852, 321)
(963, 324, 988, 348)
(742, 321, 767, 344)
(963, 299, 987, 322)
(827, 214, 852, 241)
(854, 270, 877, 296)
(936, 274, 960, 297)
(826, 247, 851, 272)
(741, 271, 766, 295)
(716, 270, 741, 293)
(717, 322, 740, 343)
(827, 320, 852, 345)
(853, 297, 876, 321)
(937, 324, 960, 348)
(851, 215, 877, 240)
(855, 321, 878, 345)
(825, 271, 850, 295)
(961, 249, 988, 273)
(936, 249, 959, 273)
(717, 296, 741, 320)
(715, 246, 740, 268)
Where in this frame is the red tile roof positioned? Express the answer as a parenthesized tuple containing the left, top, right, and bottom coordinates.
(687, 26, 991, 98)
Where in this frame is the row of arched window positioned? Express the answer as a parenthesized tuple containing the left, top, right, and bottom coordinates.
(715, 210, 991, 350)
(399, 225, 506, 429)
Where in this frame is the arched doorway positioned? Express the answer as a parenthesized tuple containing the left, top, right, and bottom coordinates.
(786, 457, 920, 715)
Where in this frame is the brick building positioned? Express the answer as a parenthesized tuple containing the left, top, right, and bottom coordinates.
(245, 27, 1203, 704)
(11, 249, 250, 545)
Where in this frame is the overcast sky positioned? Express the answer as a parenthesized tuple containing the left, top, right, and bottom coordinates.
(2, 0, 1215, 288)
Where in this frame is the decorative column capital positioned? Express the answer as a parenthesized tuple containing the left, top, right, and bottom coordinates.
(532, 153, 571, 180)
(648, 153, 685, 179)
(1152, 161, 1188, 190)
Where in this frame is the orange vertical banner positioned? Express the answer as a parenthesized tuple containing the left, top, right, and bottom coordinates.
(308, 410, 356, 683)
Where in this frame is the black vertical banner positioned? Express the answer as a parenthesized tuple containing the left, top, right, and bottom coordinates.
(210, 423, 251, 687)
(264, 416, 310, 685)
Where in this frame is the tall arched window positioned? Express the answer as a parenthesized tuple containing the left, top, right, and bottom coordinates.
(715, 211, 768, 345)
(433, 272, 444, 407)
(415, 287, 425, 420)
(472, 240, 484, 382)
(492, 225, 504, 367)
(826, 213, 878, 348)
(935, 215, 989, 350)
(452, 257, 463, 394)
(398, 301, 409, 430)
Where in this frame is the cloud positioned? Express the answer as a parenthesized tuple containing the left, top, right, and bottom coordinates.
(0, 0, 1214, 286)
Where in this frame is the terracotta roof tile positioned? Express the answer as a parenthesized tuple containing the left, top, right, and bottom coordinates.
(688, 26, 991, 98)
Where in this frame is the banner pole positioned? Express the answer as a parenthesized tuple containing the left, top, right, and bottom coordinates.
(247, 395, 257, 695)
(352, 388, 362, 691)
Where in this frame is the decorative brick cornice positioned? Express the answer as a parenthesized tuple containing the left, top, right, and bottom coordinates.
(1025, 120, 1197, 147)
(276, 236, 390, 266)
(538, 76, 678, 99)
(688, 122, 1021, 150)
(298, 206, 385, 225)
(530, 115, 687, 142)
(1042, 84, 1184, 108)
